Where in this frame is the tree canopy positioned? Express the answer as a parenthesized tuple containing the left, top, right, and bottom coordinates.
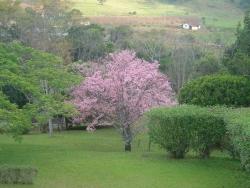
(223, 10, 250, 76)
(0, 42, 81, 138)
(71, 51, 176, 151)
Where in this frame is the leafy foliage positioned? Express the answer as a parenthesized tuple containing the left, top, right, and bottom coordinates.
(68, 24, 111, 62)
(147, 105, 250, 171)
(0, 42, 80, 137)
(223, 10, 250, 76)
(0, 0, 22, 42)
(225, 108, 250, 172)
(0, 92, 31, 140)
(146, 105, 226, 158)
(178, 74, 250, 107)
(71, 50, 176, 151)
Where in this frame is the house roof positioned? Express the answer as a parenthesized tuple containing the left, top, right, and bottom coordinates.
(184, 17, 201, 26)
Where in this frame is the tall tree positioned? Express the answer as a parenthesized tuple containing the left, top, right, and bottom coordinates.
(0, 42, 80, 137)
(223, 10, 250, 76)
(0, 0, 84, 64)
(71, 51, 176, 151)
(67, 24, 108, 62)
(0, 0, 22, 42)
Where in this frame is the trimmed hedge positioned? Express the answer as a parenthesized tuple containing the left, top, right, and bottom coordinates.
(146, 105, 250, 172)
(0, 165, 37, 184)
(225, 108, 250, 172)
(178, 75, 250, 107)
(146, 105, 226, 159)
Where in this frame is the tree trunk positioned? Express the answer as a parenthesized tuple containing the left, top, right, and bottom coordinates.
(125, 142, 131, 152)
(48, 119, 53, 136)
(200, 147, 210, 159)
(123, 126, 132, 152)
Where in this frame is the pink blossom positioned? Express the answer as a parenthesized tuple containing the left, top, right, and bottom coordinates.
(71, 50, 176, 150)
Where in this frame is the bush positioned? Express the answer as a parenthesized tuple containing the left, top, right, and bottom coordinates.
(147, 107, 191, 158)
(191, 112, 226, 158)
(179, 75, 250, 107)
(146, 105, 250, 171)
(0, 165, 37, 184)
(146, 105, 226, 159)
(225, 108, 250, 172)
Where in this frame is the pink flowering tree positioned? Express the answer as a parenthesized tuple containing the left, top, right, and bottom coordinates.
(71, 50, 176, 151)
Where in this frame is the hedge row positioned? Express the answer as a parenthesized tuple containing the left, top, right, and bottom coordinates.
(146, 105, 250, 172)
(225, 109, 250, 172)
(0, 165, 37, 184)
(146, 105, 226, 159)
(178, 74, 250, 107)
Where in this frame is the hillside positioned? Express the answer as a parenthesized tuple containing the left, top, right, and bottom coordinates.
(71, 0, 244, 29)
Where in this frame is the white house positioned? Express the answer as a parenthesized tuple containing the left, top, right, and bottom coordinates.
(181, 22, 201, 31)
(191, 25, 201, 31)
(80, 21, 91, 26)
(182, 23, 190, 30)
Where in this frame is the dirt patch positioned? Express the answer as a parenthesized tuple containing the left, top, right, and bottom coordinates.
(87, 16, 200, 27)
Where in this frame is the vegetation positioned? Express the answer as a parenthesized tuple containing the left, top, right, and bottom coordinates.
(225, 108, 250, 172)
(0, 42, 80, 137)
(68, 24, 110, 61)
(0, 130, 249, 188)
(71, 51, 176, 151)
(0, 0, 250, 187)
(178, 74, 250, 106)
(223, 10, 250, 76)
(72, 0, 243, 28)
(0, 165, 37, 184)
(146, 105, 250, 172)
(147, 106, 226, 159)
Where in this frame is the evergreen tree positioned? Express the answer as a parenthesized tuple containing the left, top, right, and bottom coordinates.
(223, 10, 250, 76)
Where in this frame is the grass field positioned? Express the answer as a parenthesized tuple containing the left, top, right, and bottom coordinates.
(71, 0, 243, 29)
(0, 129, 249, 188)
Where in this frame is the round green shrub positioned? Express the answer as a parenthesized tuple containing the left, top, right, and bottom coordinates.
(146, 105, 226, 159)
(178, 75, 250, 107)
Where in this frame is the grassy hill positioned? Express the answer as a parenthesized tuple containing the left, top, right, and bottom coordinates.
(72, 0, 243, 28)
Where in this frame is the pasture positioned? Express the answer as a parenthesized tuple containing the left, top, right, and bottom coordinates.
(72, 0, 243, 29)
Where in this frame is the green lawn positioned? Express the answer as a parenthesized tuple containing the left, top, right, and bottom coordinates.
(0, 129, 249, 188)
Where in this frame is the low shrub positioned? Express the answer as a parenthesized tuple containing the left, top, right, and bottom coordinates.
(146, 105, 250, 172)
(178, 74, 250, 107)
(225, 108, 250, 172)
(146, 105, 226, 159)
(191, 113, 226, 158)
(0, 165, 37, 184)
(146, 107, 191, 158)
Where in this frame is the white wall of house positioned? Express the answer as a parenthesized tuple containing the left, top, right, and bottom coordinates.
(182, 23, 190, 30)
(182, 24, 201, 31)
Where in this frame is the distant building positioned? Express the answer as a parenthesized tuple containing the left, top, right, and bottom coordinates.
(181, 21, 201, 31)
(182, 23, 190, 30)
(80, 21, 91, 26)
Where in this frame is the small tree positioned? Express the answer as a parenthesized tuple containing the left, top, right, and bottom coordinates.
(71, 51, 176, 151)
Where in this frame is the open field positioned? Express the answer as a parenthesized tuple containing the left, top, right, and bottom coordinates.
(21, 0, 243, 45)
(0, 129, 249, 188)
(71, 0, 243, 29)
